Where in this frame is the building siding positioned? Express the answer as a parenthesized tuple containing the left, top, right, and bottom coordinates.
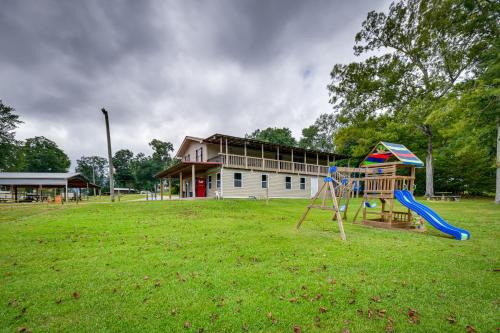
(220, 168, 319, 199)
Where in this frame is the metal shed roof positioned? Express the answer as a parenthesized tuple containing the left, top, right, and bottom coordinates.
(0, 172, 100, 188)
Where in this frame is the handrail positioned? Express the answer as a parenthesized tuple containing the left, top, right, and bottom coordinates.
(213, 153, 329, 176)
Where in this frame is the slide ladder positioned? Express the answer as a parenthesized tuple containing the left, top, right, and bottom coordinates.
(394, 190, 470, 240)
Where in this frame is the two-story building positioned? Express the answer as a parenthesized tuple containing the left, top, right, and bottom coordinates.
(155, 133, 342, 199)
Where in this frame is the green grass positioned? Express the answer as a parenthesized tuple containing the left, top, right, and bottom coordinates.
(0, 198, 498, 332)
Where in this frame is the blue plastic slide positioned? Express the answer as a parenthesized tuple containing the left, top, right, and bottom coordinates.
(394, 190, 470, 240)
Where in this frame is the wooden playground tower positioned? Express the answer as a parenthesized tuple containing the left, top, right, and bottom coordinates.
(296, 142, 424, 239)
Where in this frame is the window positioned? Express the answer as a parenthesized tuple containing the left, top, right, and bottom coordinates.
(234, 172, 242, 187)
(200, 147, 203, 162)
(195, 149, 199, 162)
(300, 177, 306, 190)
(208, 175, 212, 189)
(216, 173, 221, 189)
(285, 176, 292, 190)
(261, 174, 268, 188)
(185, 154, 190, 161)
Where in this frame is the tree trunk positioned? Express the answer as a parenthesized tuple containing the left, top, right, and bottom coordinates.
(496, 119, 500, 204)
(423, 125, 434, 197)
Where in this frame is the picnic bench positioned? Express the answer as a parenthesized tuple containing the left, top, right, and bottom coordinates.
(429, 192, 461, 201)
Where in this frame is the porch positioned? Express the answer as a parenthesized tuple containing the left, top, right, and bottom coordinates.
(155, 161, 222, 199)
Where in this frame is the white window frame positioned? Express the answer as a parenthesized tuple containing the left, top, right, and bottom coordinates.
(207, 175, 212, 189)
(261, 174, 268, 189)
(285, 176, 292, 190)
(300, 177, 306, 190)
(234, 172, 242, 188)
(216, 173, 221, 189)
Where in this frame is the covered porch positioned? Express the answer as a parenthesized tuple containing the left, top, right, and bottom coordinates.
(155, 162, 222, 199)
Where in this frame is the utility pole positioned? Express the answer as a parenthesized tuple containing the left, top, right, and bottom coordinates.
(101, 108, 115, 202)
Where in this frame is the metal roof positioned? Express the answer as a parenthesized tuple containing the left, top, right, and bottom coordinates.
(0, 172, 79, 179)
(0, 172, 100, 188)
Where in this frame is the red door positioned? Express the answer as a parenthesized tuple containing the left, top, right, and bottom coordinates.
(196, 177, 206, 197)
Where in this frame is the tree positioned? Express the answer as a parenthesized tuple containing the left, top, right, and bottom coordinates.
(112, 149, 135, 188)
(328, 0, 498, 196)
(299, 114, 339, 151)
(149, 139, 174, 166)
(0, 100, 22, 171)
(21, 136, 70, 172)
(75, 156, 108, 190)
(246, 127, 297, 146)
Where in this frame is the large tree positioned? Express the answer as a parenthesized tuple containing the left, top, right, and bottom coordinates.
(0, 100, 22, 171)
(112, 149, 135, 188)
(246, 127, 297, 146)
(299, 113, 339, 151)
(21, 136, 70, 172)
(328, 0, 498, 196)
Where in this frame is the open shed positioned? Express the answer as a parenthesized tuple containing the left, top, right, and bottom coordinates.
(0, 172, 100, 203)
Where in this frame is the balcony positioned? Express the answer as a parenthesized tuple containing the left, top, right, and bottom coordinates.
(208, 153, 329, 176)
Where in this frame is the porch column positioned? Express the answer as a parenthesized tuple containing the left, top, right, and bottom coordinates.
(160, 178, 164, 200)
(191, 164, 196, 198)
(179, 172, 183, 199)
(327, 154, 329, 165)
(225, 138, 228, 155)
(168, 177, 172, 200)
(261, 144, 264, 159)
(244, 141, 247, 168)
(316, 153, 319, 165)
(291, 149, 294, 173)
(220, 138, 223, 153)
(277, 146, 280, 171)
(65, 179, 68, 203)
(14, 185, 18, 203)
(304, 151, 307, 164)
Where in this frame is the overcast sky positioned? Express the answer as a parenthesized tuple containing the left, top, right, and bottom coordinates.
(1, 0, 389, 169)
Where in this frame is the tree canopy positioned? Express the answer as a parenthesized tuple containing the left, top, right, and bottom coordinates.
(0, 100, 22, 171)
(246, 127, 297, 146)
(21, 136, 71, 172)
(327, 0, 498, 196)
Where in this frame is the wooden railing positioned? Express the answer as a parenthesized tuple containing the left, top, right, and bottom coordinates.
(208, 153, 329, 176)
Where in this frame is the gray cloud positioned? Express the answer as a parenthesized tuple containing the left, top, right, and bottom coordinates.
(0, 0, 389, 168)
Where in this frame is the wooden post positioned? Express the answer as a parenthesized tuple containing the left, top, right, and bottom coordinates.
(14, 185, 18, 203)
(179, 172, 183, 199)
(168, 177, 172, 200)
(304, 151, 306, 164)
(316, 153, 319, 165)
(192, 164, 196, 198)
(277, 146, 280, 171)
(101, 108, 115, 202)
(160, 178, 164, 200)
(244, 141, 247, 168)
(65, 179, 68, 203)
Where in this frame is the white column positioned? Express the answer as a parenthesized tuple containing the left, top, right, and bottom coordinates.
(191, 164, 196, 198)
(244, 141, 247, 168)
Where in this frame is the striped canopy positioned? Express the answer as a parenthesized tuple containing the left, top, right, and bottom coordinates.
(361, 142, 424, 167)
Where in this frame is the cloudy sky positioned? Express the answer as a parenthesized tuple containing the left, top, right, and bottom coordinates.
(1, 0, 389, 168)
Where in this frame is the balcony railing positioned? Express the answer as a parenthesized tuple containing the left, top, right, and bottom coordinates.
(208, 153, 329, 176)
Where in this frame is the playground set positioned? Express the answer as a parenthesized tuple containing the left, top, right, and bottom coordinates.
(296, 142, 471, 241)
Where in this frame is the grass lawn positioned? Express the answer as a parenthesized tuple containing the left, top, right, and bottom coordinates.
(0, 198, 498, 332)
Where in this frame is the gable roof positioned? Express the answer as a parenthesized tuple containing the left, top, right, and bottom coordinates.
(175, 136, 204, 158)
(361, 142, 424, 167)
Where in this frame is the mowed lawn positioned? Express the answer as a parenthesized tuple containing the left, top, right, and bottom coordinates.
(0, 198, 498, 332)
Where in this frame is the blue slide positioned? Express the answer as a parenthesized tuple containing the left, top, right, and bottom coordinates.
(394, 190, 470, 240)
